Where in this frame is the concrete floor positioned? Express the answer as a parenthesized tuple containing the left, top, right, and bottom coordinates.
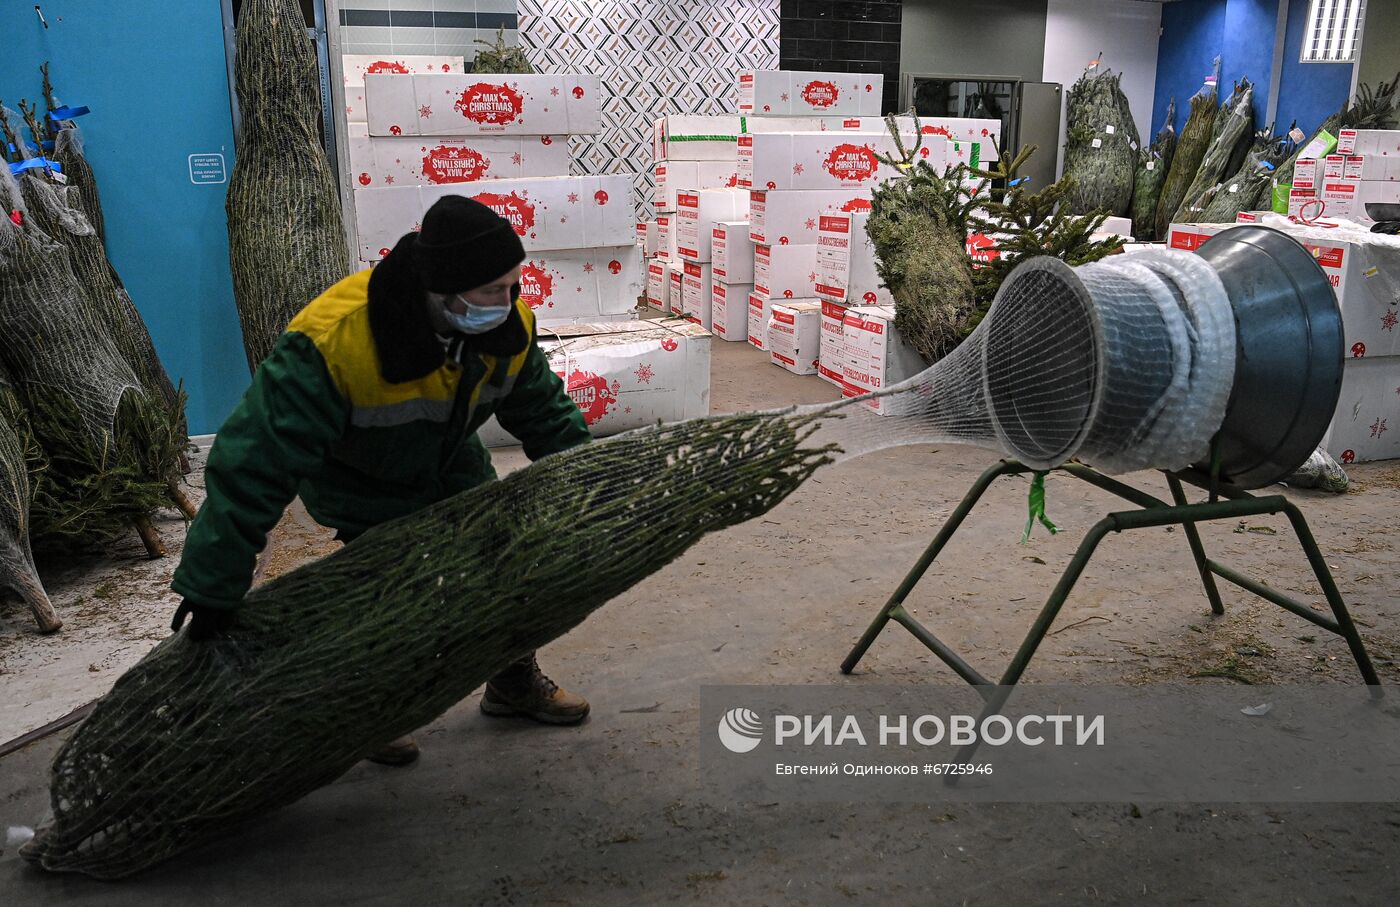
(3, 339, 1400, 903)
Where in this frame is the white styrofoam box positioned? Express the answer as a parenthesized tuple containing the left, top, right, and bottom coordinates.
(749, 188, 873, 245)
(739, 132, 937, 191)
(520, 247, 641, 325)
(1322, 357, 1400, 464)
(668, 263, 684, 315)
(1168, 222, 1400, 357)
(1337, 129, 1400, 157)
(655, 214, 678, 261)
(819, 300, 849, 386)
(676, 188, 748, 262)
(653, 115, 742, 162)
(343, 54, 463, 86)
(1097, 215, 1134, 238)
(711, 221, 754, 285)
(654, 160, 739, 214)
(350, 134, 570, 188)
(365, 73, 601, 137)
(738, 70, 883, 117)
(768, 301, 822, 375)
(638, 220, 660, 256)
(747, 293, 774, 350)
(1343, 156, 1399, 181)
(476, 319, 711, 445)
(815, 211, 892, 306)
(740, 114, 1000, 161)
(645, 258, 667, 309)
(347, 122, 373, 184)
(1320, 179, 1400, 220)
(353, 175, 633, 260)
(710, 279, 753, 342)
(680, 261, 713, 330)
(754, 242, 819, 301)
(840, 305, 927, 414)
(346, 87, 367, 124)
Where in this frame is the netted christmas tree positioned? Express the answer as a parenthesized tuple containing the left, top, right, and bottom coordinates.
(1188, 128, 1290, 223)
(1061, 57, 1140, 217)
(227, 0, 350, 372)
(1130, 99, 1177, 241)
(0, 368, 59, 632)
(39, 63, 107, 249)
(1154, 60, 1220, 239)
(1172, 78, 1255, 224)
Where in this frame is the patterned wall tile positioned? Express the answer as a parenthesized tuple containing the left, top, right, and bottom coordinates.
(518, 0, 780, 218)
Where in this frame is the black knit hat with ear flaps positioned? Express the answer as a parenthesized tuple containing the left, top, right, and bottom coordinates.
(410, 195, 526, 293)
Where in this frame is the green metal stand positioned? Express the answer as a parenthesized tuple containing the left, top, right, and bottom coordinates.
(840, 459, 1381, 687)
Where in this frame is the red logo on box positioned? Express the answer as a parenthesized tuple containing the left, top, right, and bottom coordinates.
(420, 145, 490, 183)
(840, 196, 873, 213)
(366, 60, 410, 75)
(824, 144, 880, 182)
(661, 337, 679, 352)
(1168, 230, 1211, 251)
(1307, 244, 1345, 269)
(565, 369, 619, 425)
(472, 191, 536, 236)
(802, 80, 840, 108)
(966, 233, 1001, 270)
(454, 83, 525, 125)
(819, 215, 849, 233)
(518, 261, 554, 309)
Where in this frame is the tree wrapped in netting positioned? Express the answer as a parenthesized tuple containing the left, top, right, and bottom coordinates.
(1188, 130, 1291, 223)
(1272, 73, 1400, 198)
(1130, 99, 1176, 241)
(40, 63, 107, 248)
(867, 116, 1123, 364)
(1061, 58, 1140, 217)
(0, 369, 60, 632)
(20, 243, 1246, 878)
(0, 169, 185, 557)
(227, 0, 350, 372)
(472, 26, 535, 74)
(1172, 79, 1255, 224)
(1154, 62, 1220, 239)
(1210, 79, 1256, 181)
(1, 103, 191, 474)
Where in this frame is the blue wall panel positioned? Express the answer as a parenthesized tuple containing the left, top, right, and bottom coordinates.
(1222, 0, 1278, 126)
(1151, 0, 1228, 135)
(1276, 0, 1354, 135)
(0, 1, 247, 435)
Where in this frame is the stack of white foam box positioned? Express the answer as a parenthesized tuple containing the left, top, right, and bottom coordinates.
(644, 116, 743, 317)
(815, 210, 892, 386)
(1319, 130, 1400, 221)
(356, 72, 645, 326)
(710, 221, 754, 342)
(677, 188, 748, 330)
(1167, 218, 1400, 463)
(840, 305, 927, 413)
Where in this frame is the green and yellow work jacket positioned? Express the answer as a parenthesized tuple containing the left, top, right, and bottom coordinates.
(172, 268, 589, 610)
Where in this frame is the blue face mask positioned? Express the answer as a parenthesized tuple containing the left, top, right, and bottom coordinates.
(440, 299, 511, 334)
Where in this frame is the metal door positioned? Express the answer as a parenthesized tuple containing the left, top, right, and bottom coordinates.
(1014, 81, 1062, 193)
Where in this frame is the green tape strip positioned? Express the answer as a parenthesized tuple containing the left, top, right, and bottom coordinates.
(1022, 472, 1060, 544)
(668, 134, 740, 143)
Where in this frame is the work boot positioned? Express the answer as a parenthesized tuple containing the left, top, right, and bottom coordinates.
(365, 735, 420, 766)
(480, 653, 590, 725)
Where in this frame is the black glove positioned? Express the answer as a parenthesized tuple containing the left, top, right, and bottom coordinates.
(171, 599, 236, 641)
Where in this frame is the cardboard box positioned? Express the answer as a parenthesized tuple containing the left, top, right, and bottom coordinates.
(740, 132, 934, 191)
(1337, 129, 1400, 157)
(343, 54, 463, 86)
(738, 70, 883, 117)
(1167, 222, 1400, 356)
(840, 305, 927, 414)
(680, 261, 713, 330)
(645, 258, 668, 309)
(710, 279, 753, 342)
(346, 87, 367, 124)
(711, 221, 754, 284)
(1321, 357, 1400, 464)
(1293, 158, 1319, 190)
(354, 175, 633, 260)
(656, 214, 678, 262)
(749, 188, 873, 245)
(653, 115, 742, 162)
(676, 188, 748, 262)
(1320, 179, 1400, 220)
(365, 73, 602, 137)
(748, 293, 774, 350)
(638, 220, 659, 256)
(754, 242, 819, 301)
(815, 211, 892, 306)
(668, 263, 684, 315)
(654, 160, 739, 214)
(819, 300, 850, 386)
(349, 134, 570, 188)
(740, 114, 1000, 161)
(519, 247, 642, 325)
(1324, 155, 1348, 181)
(768, 301, 823, 375)
(476, 319, 711, 445)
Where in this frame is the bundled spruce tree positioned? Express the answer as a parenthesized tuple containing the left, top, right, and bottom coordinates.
(1191, 129, 1290, 223)
(1061, 59, 1140, 217)
(0, 370, 60, 632)
(227, 0, 350, 372)
(1173, 79, 1255, 224)
(1155, 61, 1220, 238)
(0, 170, 184, 557)
(1211, 79, 1255, 180)
(472, 26, 534, 74)
(1273, 73, 1400, 197)
(40, 63, 107, 248)
(1130, 99, 1177, 241)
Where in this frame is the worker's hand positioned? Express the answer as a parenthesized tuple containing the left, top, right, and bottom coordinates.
(171, 599, 236, 641)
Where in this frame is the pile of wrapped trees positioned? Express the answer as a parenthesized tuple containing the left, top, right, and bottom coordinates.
(0, 70, 192, 632)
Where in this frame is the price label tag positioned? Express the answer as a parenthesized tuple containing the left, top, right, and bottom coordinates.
(1229, 184, 1239, 193)
(1289, 126, 1307, 143)
(1146, 161, 1156, 171)
(1105, 124, 1116, 135)
(1091, 138, 1102, 149)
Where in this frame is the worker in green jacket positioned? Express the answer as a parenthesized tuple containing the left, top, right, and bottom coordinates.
(170, 196, 593, 765)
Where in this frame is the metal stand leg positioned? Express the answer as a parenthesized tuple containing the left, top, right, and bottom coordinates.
(1166, 474, 1226, 616)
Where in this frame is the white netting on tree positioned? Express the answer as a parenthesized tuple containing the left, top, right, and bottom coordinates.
(20, 248, 1239, 878)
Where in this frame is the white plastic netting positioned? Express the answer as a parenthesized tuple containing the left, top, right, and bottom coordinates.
(20, 247, 1238, 878)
